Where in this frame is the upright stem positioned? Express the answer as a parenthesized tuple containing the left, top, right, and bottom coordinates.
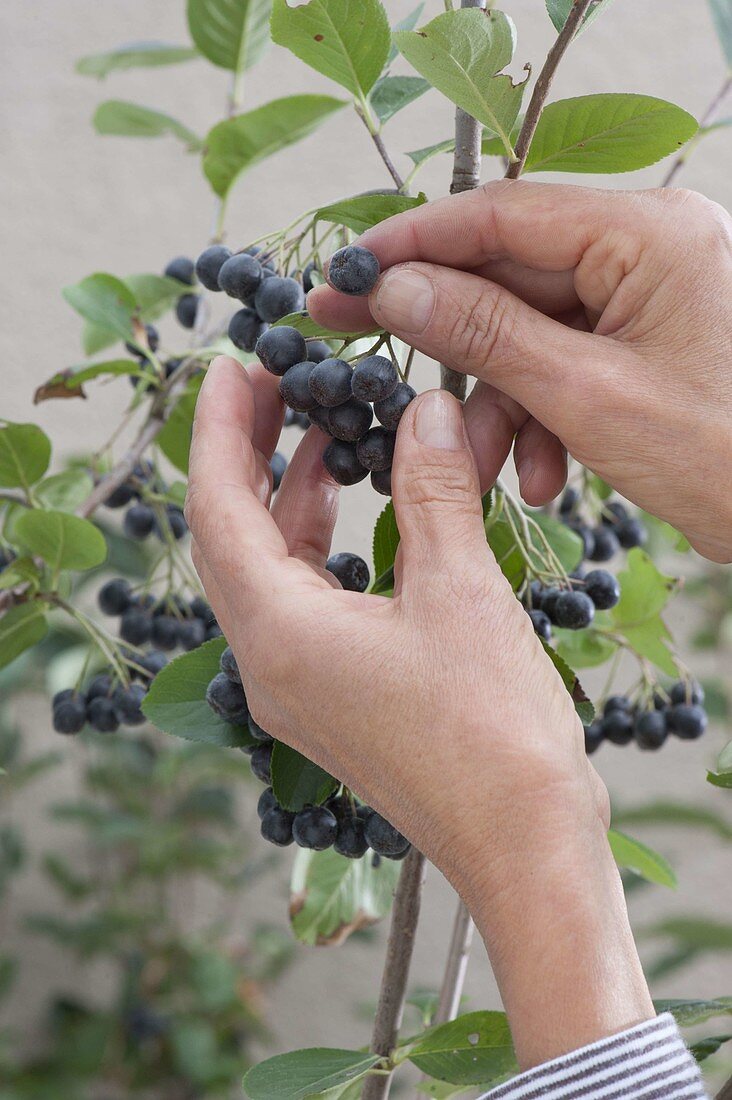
(661, 73, 732, 187)
(434, 900, 475, 1023)
(441, 0, 487, 399)
(361, 848, 427, 1100)
(505, 0, 594, 180)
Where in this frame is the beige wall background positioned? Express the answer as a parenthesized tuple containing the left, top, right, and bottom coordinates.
(2, 0, 732, 1086)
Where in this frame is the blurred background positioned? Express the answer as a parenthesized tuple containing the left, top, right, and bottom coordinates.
(1, 0, 731, 1096)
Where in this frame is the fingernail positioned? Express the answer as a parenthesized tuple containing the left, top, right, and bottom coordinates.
(374, 268, 435, 334)
(414, 390, 465, 450)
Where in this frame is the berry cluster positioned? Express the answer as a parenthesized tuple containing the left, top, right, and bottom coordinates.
(104, 462, 188, 543)
(97, 577, 220, 650)
(204, 550, 409, 860)
(51, 663, 160, 736)
(194, 244, 306, 353)
(255, 325, 415, 496)
(523, 566, 620, 640)
(584, 681, 708, 754)
(164, 254, 200, 330)
(559, 488, 647, 561)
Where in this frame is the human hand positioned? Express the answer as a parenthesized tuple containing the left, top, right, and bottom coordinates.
(186, 356, 653, 1067)
(308, 181, 732, 563)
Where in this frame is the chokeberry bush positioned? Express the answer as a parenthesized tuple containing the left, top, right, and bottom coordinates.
(1, 0, 731, 1096)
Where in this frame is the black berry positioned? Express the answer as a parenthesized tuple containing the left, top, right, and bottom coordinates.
(635, 710, 668, 750)
(86, 674, 113, 700)
(616, 518, 646, 549)
(371, 468, 392, 496)
(175, 293, 199, 329)
(106, 482, 135, 509)
(120, 609, 153, 646)
(217, 253, 262, 299)
(352, 355, 398, 403)
(220, 646, 241, 684)
(229, 308, 265, 353)
(668, 703, 707, 739)
(306, 340, 332, 363)
(123, 504, 155, 540)
(308, 358, 353, 407)
(326, 552, 370, 593)
(560, 487, 579, 516)
(195, 245, 232, 291)
(374, 382, 416, 431)
(328, 399, 373, 443)
(327, 246, 380, 296)
(52, 694, 87, 735)
(250, 742, 273, 784)
(604, 695, 631, 715)
(584, 720, 603, 754)
(256, 326, 307, 376)
(206, 673, 249, 724)
(150, 615, 179, 652)
(257, 787, 278, 820)
(87, 696, 120, 734)
(589, 526, 619, 562)
(178, 618, 206, 650)
(669, 680, 705, 706)
(190, 597, 214, 623)
(279, 361, 318, 412)
(292, 806, 338, 850)
(323, 440, 369, 485)
(98, 578, 132, 616)
(261, 806, 295, 846)
(553, 590, 595, 630)
(308, 406, 333, 433)
(248, 715, 272, 743)
(254, 277, 305, 323)
(356, 427, 395, 472)
(602, 501, 628, 526)
(165, 256, 196, 285)
(583, 569, 620, 610)
(364, 812, 409, 858)
(133, 651, 168, 680)
(112, 684, 147, 726)
(602, 709, 634, 745)
(528, 608, 552, 641)
(334, 814, 369, 859)
(271, 452, 287, 491)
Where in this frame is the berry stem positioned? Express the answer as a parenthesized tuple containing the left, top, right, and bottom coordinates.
(505, 0, 595, 180)
(354, 96, 407, 192)
(361, 848, 427, 1100)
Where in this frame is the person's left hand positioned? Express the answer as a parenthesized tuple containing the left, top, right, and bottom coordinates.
(185, 355, 652, 1069)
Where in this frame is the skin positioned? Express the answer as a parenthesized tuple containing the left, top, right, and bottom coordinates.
(187, 182, 730, 1073)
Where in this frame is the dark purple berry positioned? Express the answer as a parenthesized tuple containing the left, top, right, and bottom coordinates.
(635, 710, 668, 750)
(218, 253, 262, 299)
(292, 806, 338, 850)
(363, 812, 409, 858)
(279, 362, 318, 412)
(327, 399, 373, 443)
(195, 245, 232, 291)
(256, 326, 308, 376)
(175, 293, 199, 329)
(254, 277, 305, 323)
(528, 608, 552, 641)
(271, 451, 287, 491)
(220, 646, 241, 684)
(326, 553, 370, 593)
(356, 427, 395, 472)
(351, 355, 398, 403)
(86, 696, 120, 734)
(589, 526, 619, 562)
(371, 468, 392, 496)
(250, 742, 273, 784)
(165, 256, 196, 285)
(668, 703, 707, 739)
(98, 578, 132, 616)
(229, 308, 265, 353)
(553, 591, 595, 630)
(374, 382, 416, 431)
(206, 673, 248, 724)
(308, 358, 353, 407)
(583, 569, 620, 610)
(261, 806, 295, 846)
(327, 246, 380, 296)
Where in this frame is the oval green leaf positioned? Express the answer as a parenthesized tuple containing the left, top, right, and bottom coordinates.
(525, 94, 698, 175)
(271, 0, 391, 97)
(141, 637, 256, 749)
(0, 424, 52, 490)
(290, 846, 400, 946)
(93, 101, 202, 150)
(203, 94, 345, 199)
(15, 510, 107, 572)
(407, 1010, 517, 1086)
(76, 43, 199, 79)
(0, 602, 49, 672)
(187, 0, 272, 72)
(35, 471, 94, 513)
(270, 742, 338, 811)
(316, 191, 426, 234)
(607, 828, 676, 888)
(62, 273, 136, 342)
(369, 74, 430, 124)
(394, 9, 525, 159)
(244, 1048, 380, 1100)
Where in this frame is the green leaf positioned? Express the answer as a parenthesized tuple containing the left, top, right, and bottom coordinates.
(273, 311, 376, 340)
(125, 273, 192, 319)
(244, 1048, 380, 1100)
(611, 549, 678, 675)
(372, 500, 400, 578)
(395, 9, 524, 159)
(407, 120, 520, 170)
(316, 191, 426, 234)
(546, 0, 615, 33)
(0, 423, 52, 490)
(527, 511, 583, 573)
(290, 846, 400, 946)
(524, 95, 698, 175)
(708, 0, 732, 67)
(0, 556, 42, 593)
(718, 739, 732, 773)
(93, 100, 202, 149)
(34, 359, 142, 400)
(15, 510, 107, 572)
(76, 42, 199, 79)
(555, 622, 617, 670)
(271, 743, 338, 811)
(607, 829, 676, 888)
(644, 918, 732, 951)
(0, 603, 49, 671)
(271, 0, 391, 97)
(484, 515, 525, 591)
(63, 273, 136, 342)
(141, 637, 256, 748)
(541, 642, 594, 724)
(708, 770, 732, 789)
(35, 471, 94, 513)
(690, 1035, 732, 1062)
(157, 373, 204, 475)
(655, 997, 732, 1027)
(407, 1011, 517, 1086)
(370, 75, 430, 123)
(203, 95, 345, 198)
(613, 801, 732, 840)
(187, 0, 272, 72)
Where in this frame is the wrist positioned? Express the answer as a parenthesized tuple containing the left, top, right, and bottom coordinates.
(465, 802, 654, 1069)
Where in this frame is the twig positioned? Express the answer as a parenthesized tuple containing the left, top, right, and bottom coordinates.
(361, 849, 427, 1100)
(505, 0, 594, 180)
(355, 102, 407, 192)
(434, 900, 475, 1023)
(661, 73, 732, 187)
(441, 0, 487, 400)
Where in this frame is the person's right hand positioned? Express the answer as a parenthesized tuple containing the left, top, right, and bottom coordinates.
(308, 181, 732, 563)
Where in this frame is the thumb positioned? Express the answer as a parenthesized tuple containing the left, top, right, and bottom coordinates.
(369, 263, 616, 440)
(392, 389, 496, 602)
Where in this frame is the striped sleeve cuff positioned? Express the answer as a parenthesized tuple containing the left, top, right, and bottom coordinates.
(479, 1013, 708, 1100)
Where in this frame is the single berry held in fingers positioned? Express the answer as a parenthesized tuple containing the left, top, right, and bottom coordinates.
(352, 355, 398, 403)
(195, 245, 232, 291)
(308, 358, 353, 407)
(326, 552, 370, 593)
(327, 245, 380, 296)
(255, 326, 307, 376)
